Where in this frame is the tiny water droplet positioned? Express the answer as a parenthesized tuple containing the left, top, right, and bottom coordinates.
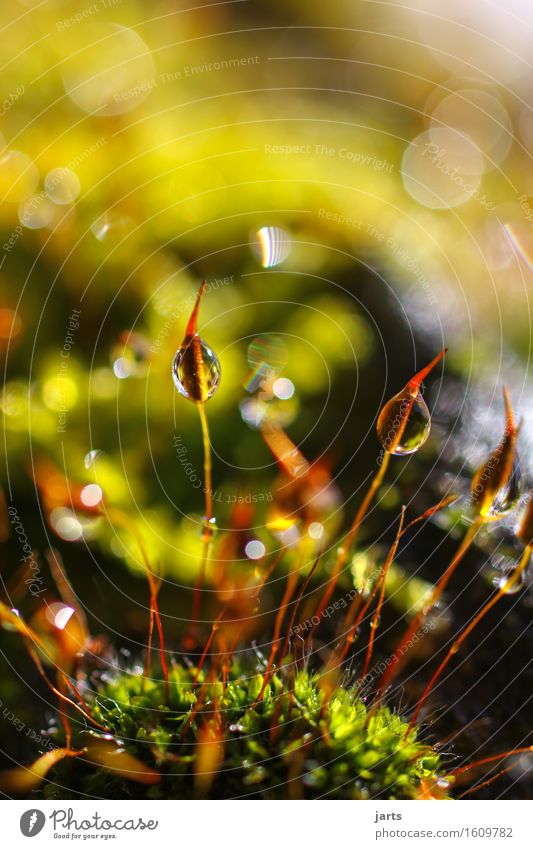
(436, 776, 451, 790)
(84, 449, 105, 469)
(245, 334, 287, 392)
(377, 389, 431, 455)
(472, 389, 521, 521)
(199, 517, 217, 540)
(482, 460, 521, 520)
(111, 331, 150, 379)
(496, 568, 526, 595)
(251, 226, 291, 268)
(45, 602, 76, 631)
(91, 210, 134, 243)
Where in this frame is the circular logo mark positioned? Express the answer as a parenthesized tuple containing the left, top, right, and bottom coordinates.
(20, 810, 46, 837)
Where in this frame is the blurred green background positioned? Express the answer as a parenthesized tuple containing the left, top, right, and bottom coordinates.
(1, 0, 532, 796)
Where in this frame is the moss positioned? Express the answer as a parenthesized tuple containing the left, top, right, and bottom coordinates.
(44, 660, 448, 800)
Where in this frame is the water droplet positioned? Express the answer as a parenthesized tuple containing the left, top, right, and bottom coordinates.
(245, 335, 287, 392)
(45, 602, 75, 631)
(480, 459, 521, 521)
(251, 226, 291, 267)
(376, 350, 446, 456)
(111, 331, 150, 379)
(172, 337, 221, 402)
(472, 388, 521, 521)
(496, 567, 527, 595)
(436, 776, 451, 790)
(91, 210, 134, 244)
(84, 449, 105, 469)
(172, 282, 221, 403)
(377, 389, 431, 455)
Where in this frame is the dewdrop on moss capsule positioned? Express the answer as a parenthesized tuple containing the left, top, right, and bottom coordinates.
(471, 387, 521, 522)
(172, 281, 221, 402)
(376, 349, 447, 456)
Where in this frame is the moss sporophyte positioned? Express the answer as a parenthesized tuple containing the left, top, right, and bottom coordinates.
(1, 290, 531, 799)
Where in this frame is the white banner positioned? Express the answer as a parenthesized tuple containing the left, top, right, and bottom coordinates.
(2, 799, 532, 848)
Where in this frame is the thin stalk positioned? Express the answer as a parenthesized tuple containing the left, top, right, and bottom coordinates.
(106, 507, 169, 701)
(310, 452, 391, 635)
(254, 565, 301, 704)
(278, 552, 322, 666)
(193, 610, 224, 685)
(25, 640, 109, 732)
(359, 507, 406, 681)
(457, 767, 513, 798)
(190, 401, 213, 631)
(336, 507, 404, 667)
(376, 517, 482, 700)
(451, 746, 533, 779)
(226, 549, 286, 661)
(405, 544, 531, 737)
(308, 350, 447, 639)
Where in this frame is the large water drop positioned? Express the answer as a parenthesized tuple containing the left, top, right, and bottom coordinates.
(172, 336, 221, 402)
(376, 389, 431, 455)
